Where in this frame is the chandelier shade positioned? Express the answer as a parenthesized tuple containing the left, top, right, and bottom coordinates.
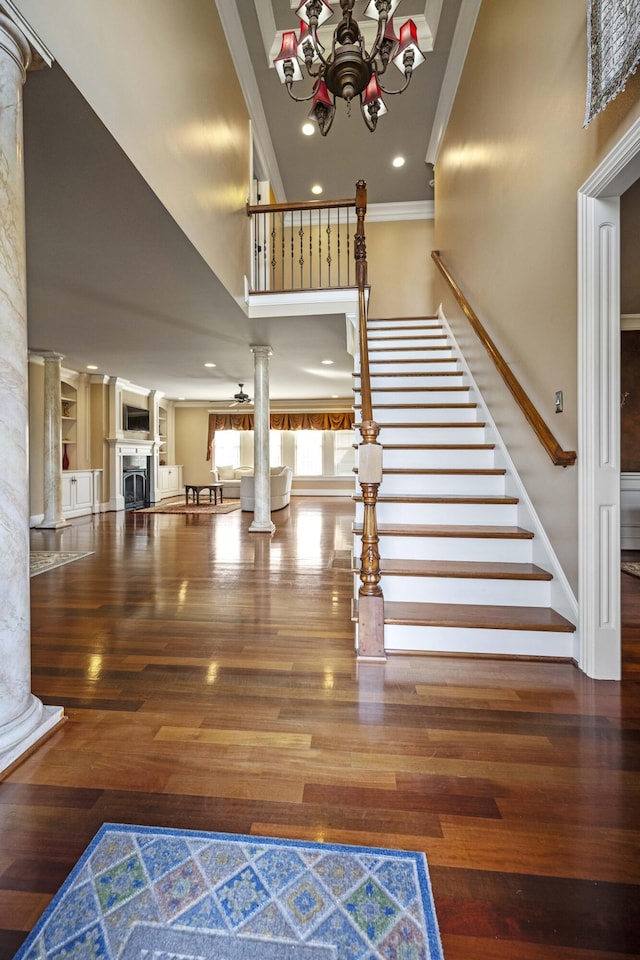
(273, 0, 425, 135)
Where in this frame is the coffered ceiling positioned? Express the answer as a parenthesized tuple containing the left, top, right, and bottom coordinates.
(20, 1, 474, 403)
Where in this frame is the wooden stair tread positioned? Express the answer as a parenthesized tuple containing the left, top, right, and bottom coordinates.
(354, 494, 518, 505)
(368, 358, 458, 365)
(382, 443, 495, 450)
(381, 468, 506, 476)
(369, 345, 452, 352)
(356, 559, 552, 580)
(368, 334, 447, 341)
(379, 601, 575, 632)
(355, 403, 478, 410)
(354, 386, 469, 393)
(353, 523, 534, 539)
(354, 371, 462, 378)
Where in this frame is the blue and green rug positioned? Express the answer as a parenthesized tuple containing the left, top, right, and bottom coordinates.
(14, 823, 444, 959)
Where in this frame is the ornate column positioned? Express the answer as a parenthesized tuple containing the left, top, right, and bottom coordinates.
(249, 345, 275, 533)
(37, 352, 70, 529)
(0, 15, 63, 774)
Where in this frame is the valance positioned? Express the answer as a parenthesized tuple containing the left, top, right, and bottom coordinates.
(585, 0, 640, 125)
(206, 411, 354, 460)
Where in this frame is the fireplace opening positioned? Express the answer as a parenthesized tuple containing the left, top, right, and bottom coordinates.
(123, 455, 149, 510)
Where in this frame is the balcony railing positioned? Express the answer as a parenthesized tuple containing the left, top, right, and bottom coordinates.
(246, 196, 357, 293)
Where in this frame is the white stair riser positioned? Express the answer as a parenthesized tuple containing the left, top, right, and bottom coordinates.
(366, 390, 472, 405)
(368, 374, 467, 388)
(370, 361, 460, 374)
(369, 337, 449, 349)
(355, 501, 518, 524)
(380, 448, 495, 469)
(379, 625, 576, 659)
(378, 575, 551, 606)
(368, 321, 443, 331)
(353, 535, 533, 563)
(372, 407, 479, 424)
(369, 348, 456, 362)
(378, 425, 487, 443)
(379, 473, 505, 496)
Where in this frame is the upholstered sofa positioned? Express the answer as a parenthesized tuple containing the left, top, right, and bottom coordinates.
(240, 466, 293, 512)
(210, 465, 253, 499)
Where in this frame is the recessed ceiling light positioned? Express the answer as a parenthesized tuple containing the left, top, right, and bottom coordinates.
(204, 362, 216, 368)
(86, 364, 98, 370)
(321, 359, 334, 365)
(311, 184, 323, 195)
(302, 122, 315, 136)
(392, 156, 405, 168)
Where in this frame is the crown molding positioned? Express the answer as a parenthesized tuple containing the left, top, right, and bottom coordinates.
(621, 314, 640, 330)
(216, 0, 286, 200)
(0, 1, 53, 65)
(367, 200, 434, 221)
(425, 0, 481, 166)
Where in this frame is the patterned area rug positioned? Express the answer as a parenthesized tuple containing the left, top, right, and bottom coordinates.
(14, 824, 444, 960)
(29, 551, 93, 577)
(621, 562, 640, 579)
(137, 500, 241, 515)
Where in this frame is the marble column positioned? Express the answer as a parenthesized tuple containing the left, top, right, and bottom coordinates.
(37, 352, 70, 529)
(249, 345, 275, 533)
(0, 15, 63, 774)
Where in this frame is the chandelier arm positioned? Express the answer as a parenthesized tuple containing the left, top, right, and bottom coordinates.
(377, 71, 413, 96)
(284, 81, 316, 104)
(309, 21, 331, 70)
(366, 12, 388, 68)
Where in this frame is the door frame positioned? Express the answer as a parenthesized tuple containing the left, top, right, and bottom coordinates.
(578, 116, 640, 679)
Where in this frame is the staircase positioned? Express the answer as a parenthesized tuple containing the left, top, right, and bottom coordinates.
(352, 315, 577, 659)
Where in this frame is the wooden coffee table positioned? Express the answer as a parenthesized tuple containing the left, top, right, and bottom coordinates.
(184, 483, 223, 505)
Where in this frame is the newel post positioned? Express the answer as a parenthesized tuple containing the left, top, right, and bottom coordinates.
(354, 180, 385, 660)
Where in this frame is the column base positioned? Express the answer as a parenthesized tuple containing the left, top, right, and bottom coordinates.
(0, 698, 65, 776)
(36, 519, 71, 529)
(248, 520, 276, 533)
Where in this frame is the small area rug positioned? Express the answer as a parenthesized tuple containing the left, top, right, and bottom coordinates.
(29, 551, 93, 577)
(138, 500, 240, 515)
(621, 561, 640, 579)
(14, 823, 444, 960)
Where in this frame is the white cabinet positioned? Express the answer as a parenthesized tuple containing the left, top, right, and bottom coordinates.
(62, 470, 100, 518)
(158, 465, 183, 498)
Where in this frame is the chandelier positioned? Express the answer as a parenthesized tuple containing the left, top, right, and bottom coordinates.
(273, 0, 425, 136)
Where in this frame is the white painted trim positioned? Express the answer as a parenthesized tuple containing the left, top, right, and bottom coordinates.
(246, 286, 361, 318)
(425, 0, 482, 167)
(577, 116, 640, 680)
(0, 1, 53, 65)
(368, 200, 434, 222)
(216, 0, 286, 201)
(621, 313, 640, 330)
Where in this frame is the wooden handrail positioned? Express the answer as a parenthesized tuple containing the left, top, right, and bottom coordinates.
(432, 251, 576, 468)
(246, 197, 355, 215)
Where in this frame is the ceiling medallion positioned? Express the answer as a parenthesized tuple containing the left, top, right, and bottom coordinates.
(274, 0, 425, 136)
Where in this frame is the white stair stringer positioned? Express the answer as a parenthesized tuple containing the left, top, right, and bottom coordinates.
(352, 314, 578, 660)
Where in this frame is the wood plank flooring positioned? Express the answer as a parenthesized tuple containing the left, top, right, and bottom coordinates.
(0, 498, 638, 958)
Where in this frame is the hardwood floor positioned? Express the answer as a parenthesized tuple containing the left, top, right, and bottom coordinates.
(0, 498, 638, 958)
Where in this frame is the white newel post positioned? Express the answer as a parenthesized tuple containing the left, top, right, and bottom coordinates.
(0, 15, 63, 774)
(37, 352, 69, 529)
(249, 345, 275, 533)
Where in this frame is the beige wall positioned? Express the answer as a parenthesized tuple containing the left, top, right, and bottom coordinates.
(366, 219, 435, 318)
(434, 0, 640, 589)
(622, 178, 640, 314)
(15, 0, 251, 303)
(175, 407, 212, 485)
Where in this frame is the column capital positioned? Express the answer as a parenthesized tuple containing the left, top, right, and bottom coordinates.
(0, 13, 32, 79)
(30, 350, 65, 363)
(250, 345, 273, 358)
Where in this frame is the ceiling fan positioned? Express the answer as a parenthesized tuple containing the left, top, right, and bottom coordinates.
(229, 383, 252, 407)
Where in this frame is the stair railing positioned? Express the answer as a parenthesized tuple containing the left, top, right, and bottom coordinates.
(354, 181, 385, 660)
(432, 251, 577, 468)
(246, 195, 357, 293)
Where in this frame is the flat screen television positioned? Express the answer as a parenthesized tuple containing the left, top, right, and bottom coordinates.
(124, 404, 150, 432)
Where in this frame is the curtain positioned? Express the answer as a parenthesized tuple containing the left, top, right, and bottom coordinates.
(585, 0, 640, 125)
(206, 411, 354, 460)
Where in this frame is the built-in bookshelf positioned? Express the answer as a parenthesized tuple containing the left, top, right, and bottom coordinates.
(61, 382, 77, 470)
(158, 403, 168, 465)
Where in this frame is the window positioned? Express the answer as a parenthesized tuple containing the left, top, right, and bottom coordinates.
(334, 429, 356, 476)
(270, 430, 282, 467)
(214, 430, 240, 468)
(294, 430, 323, 475)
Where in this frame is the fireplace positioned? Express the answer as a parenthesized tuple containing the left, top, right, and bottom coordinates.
(123, 455, 149, 510)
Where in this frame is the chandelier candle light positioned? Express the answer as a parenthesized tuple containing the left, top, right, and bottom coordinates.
(274, 0, 425, 135)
